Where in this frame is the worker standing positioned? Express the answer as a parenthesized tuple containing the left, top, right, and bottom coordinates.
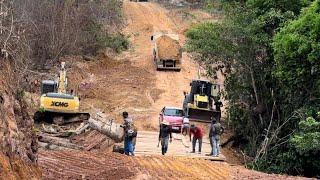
(183, 92, 191, 114)
(214, 99, 223, 121)
(159, 121, 172, 155)
(209, 117, 224, 157)
(182, 116, 190, 136)
(189, 124, 203, 153)
(121, 112, 135, 156)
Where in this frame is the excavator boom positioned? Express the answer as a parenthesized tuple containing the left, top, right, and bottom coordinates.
(58, 62, 67, 94)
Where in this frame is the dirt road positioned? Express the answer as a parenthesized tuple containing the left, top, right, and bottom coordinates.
(122, 1, 198, 128)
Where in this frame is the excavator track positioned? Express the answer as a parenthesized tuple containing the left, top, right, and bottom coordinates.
(34, 111, 90, 125)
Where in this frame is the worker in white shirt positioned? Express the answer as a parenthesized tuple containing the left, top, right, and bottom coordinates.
(182, 116, 190, 136)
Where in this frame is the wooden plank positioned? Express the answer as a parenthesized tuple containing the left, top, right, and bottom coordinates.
(135, 131, 226, 161)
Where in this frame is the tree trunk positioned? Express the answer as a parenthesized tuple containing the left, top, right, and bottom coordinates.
(88, 115, 124, 143)
(38, 134, 84, 150)
(249, 66, 264, 125)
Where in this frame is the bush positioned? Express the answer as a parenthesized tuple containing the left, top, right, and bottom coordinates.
(99, 34, 130, 53)
(9, 0, 125, 67)
(252, 110, 320, 177)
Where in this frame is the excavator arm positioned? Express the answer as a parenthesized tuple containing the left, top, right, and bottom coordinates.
(58, 62, 67, 94)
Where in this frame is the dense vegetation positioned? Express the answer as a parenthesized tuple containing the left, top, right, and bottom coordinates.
(186, 0, 319, 177)
(1, 0, 127, 70)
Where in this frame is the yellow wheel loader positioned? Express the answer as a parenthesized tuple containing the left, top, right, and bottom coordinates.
(34, 62, 89, 124)
(183, 79, 220, 122)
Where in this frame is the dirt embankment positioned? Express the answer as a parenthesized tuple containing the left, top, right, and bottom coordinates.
(0, 59, 41, 179)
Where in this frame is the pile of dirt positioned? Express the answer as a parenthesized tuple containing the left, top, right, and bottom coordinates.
(156, 35, 181, 60)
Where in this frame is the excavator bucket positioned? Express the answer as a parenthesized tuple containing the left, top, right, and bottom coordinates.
(187, 108, 219, 123)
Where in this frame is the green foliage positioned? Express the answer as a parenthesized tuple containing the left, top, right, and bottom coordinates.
(246, 0, 311, 15)
(38, 107, 45, 113)
(291, 116, 320, 153)
(99, 34, 130, 53)
(84, 23, 129, 54)
(273, 1, 320, 106)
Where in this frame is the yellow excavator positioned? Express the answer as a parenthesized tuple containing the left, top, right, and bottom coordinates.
(34, 62, 89, 124)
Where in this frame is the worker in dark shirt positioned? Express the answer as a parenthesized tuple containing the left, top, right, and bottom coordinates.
(189, 124, 203, 153)
(158, 121, 172, 155)
(214, 100, 223, 121)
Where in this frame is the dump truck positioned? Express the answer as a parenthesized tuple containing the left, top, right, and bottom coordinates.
(183, 79, 221, 122)
(151, 32, 182, 71)
(34, 62, 90, 124)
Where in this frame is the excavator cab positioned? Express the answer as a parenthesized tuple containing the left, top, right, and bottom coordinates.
(184, 79, 220, 122)
(41, 80, 57, 94)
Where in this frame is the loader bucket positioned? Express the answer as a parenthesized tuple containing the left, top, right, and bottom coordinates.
(187, 108, 220, 123)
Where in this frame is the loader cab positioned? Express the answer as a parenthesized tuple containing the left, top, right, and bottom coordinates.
(41, 80, 57, 95)
(190, 80, 220, 97)
(190, 80, 212, 97)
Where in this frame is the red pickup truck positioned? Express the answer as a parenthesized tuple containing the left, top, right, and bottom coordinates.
(159, 106, 184, 132)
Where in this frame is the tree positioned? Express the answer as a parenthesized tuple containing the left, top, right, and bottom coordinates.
(273, 0, 320, 108)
